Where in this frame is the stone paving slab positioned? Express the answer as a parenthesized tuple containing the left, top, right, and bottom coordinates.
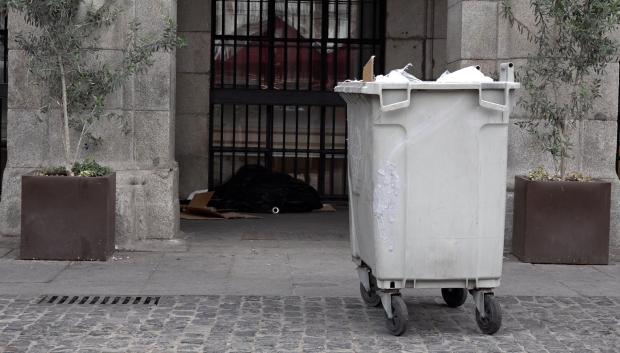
(0, 295, 618, 353)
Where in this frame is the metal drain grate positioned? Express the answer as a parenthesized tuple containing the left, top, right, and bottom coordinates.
(36, 295, 160, 306)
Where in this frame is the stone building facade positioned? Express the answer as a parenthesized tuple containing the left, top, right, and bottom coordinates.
(1, 0, 619, 251)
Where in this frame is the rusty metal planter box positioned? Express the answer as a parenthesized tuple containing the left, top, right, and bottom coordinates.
(20, 174, 116, 261)
(512, 176, 610, 265)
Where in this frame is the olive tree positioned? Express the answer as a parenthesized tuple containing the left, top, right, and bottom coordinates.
(501, 0, 620, 178)
(1, 0, 184, 171)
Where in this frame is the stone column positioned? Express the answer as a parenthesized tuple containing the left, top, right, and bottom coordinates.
(446, 0, 620, 249)
(175, 0, 211, 199)
(385, 0, 447, 80)
(0, 0, 182, 251)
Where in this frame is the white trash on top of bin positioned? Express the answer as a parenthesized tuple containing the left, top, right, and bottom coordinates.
(335, 62, 519, 336)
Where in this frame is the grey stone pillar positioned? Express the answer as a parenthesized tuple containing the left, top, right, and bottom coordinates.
(175, 0, 211, 199)
(447, 0, 620, 249)
(386, 0, 447, 80)
(0, 0, 182, 250)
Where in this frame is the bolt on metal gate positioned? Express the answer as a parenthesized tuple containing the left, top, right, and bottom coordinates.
(210, 0, 385, 199)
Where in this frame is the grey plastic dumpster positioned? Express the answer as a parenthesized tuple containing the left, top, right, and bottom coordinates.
(335, 63, 519, 336)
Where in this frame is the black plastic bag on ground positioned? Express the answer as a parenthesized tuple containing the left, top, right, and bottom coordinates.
(210, 165, 323, 213)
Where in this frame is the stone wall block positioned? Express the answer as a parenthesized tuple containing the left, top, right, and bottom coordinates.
(433, 0, 448, 39)
(7, 110, 49, 168)
(506, 120, 555, 184)
(7, 51, 43, 110)
(176, 154, 209, 198)
(175, 113, 208, 197)
(446, 1, 463, 63)
(134, 111, 173, 168)
(86, 0, 133, 50)
(459, 1, 497, 60)
(178, 0, 211, 32)
(589, 63, 619, 121)
(497, 0, 537, 60)
(581, 120, 618, 179)
(385, 39, 424, 74)
(177, 32, 211, 74)
(144, 168, 179, 240)
(0, 167, 36, 236)
(135, 0, 175, 34)
(431, 39, 447, 78)
(176, 73, 210, 114)
(386, 0, 426, 39)
(133, 52, 173, 111)
(75, 110, 135, 168)
(7, 10, 31, 50)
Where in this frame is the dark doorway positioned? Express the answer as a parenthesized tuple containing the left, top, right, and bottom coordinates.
(210, 0, 385, 199)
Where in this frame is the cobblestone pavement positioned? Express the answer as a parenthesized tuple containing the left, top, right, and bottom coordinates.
(0, 295, 619, 353)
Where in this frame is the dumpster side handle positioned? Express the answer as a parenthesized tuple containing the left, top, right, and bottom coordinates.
(379, 87, 412, 112)
(478, 84, 513, 122)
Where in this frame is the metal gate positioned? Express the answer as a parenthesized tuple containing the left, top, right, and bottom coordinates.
(209, 0, 385, 199)
(0, 14, 8, 199)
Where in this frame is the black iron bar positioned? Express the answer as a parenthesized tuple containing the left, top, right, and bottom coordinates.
(306, 105, 311, 183)
(246, 0, 251, 87)
(209, 0, 385, 199)
(211, 146, 348, 155)
(296, 0, 301, 90)
(233, 0, 238, 88)
(220, 105, 225, 184)
(358, 0, 363, 74)
(342, 106, 348, 194)
(347, 0, 351, 78)
(283, 0, 288, 89)
(320, 0, 328, 91)
(318, 106, 326, 195)
(334, 0, 339, 86)
(216, 34, 382, 44)
(208, 3, 218, 189)
(330, 106, 336, 194)
(245, 105, 249, 164)
(221, 0, 226, 87)
(282, 105, 287, 172)
(259, 0, 264, 87)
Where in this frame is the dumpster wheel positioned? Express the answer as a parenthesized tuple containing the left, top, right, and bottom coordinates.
(359, 274, 381, 307)
(385, 295, 408, 336)
(474, 294, 502, 335)
(441, 288, 468, 308)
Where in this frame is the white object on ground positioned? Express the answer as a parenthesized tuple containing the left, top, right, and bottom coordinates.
(187, 189, 209, 200)
(436, 66, 493, 83)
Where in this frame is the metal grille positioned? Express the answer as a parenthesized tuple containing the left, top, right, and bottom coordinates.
(210, 0, 385, 199)
(36, 295, 161, 306)
(0, 14, 7, 199)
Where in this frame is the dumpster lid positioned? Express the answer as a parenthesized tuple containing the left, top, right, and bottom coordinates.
(334, 80, 521, 94)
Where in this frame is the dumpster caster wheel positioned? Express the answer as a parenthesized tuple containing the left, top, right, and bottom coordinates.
(360, 274, 381, 307)
(441, 288, 467, 308)
(475, 294, 502, 335)
(385, 295, 408, 336)
(360, 283, 381, 307)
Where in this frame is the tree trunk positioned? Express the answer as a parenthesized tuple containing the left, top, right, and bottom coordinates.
(559, 117, 566, 179)
(58, 55, 71, 170)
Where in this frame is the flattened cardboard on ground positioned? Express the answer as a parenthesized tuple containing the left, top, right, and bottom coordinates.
(180, 192, 261, 220)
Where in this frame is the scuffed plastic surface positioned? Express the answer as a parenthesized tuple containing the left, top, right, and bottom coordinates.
(373, 162, 401, 252)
